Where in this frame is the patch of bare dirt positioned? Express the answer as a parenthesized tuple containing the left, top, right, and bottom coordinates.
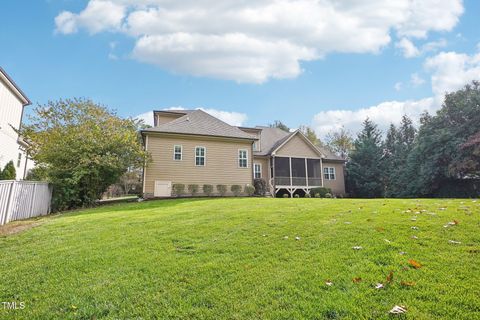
(0, 221, 43, 236)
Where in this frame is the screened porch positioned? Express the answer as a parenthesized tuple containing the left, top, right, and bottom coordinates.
(273, 156, 322, 187)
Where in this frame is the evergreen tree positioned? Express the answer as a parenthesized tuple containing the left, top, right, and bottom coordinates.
(1, 161, 16, 180)
(269, 120, 290, 132)
(346, 118, 384, 197)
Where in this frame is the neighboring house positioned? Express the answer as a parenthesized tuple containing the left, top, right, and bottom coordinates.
(0, 67, 31, 179)
(142, 110, 346, 198)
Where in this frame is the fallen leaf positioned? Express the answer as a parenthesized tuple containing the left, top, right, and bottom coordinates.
(411, 235, 418, 239)
(400, 281, 416, 287)
(352, 277, 362, 283)
(386, 271, 394, 283)
(448, 240, 461, 244)
(411, 226, 419, 230)
(399, 251, 406, 255)
(325, 280, 333, 286)
(408, 259, 422, 269)
(376, 227, 385, 232)
(389, 305, 407, 314)
(352, 246, 363, 250)
(384, 239, 392, 243)
(375, 283, 384, 289)
(295, 236, 301, 241)
(284, 236, 289, 239)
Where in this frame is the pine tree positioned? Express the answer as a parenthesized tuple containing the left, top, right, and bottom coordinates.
(346, 118, 385, 197)
(1, 161, 16, 180)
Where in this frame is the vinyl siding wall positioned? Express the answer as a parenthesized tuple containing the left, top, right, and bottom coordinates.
(276, 135, 320, 158)
(322, 161, 346, 195)
(253, 157, 270, 182)
(144, 134, 254, 197)
(155, 113, 183, 126)
(0, 80, 27, 179)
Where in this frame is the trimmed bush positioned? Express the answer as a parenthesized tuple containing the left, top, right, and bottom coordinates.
(203, 184, 213, 196)
(216, 184, 227, 196)
(282, 193, 289, 198)
(188, 184, 199, 196)
(314, 193, 321, 198)
(231, 185, 242, 196)
(294, 194, 300, 198)
(310, 187, 332, 198)
(172, 184, 185, 197)
(253, 178, 267, 196)
(325, 192, 333, 198)
(305, 193, 311, 198)
(244, 185, 255, 196)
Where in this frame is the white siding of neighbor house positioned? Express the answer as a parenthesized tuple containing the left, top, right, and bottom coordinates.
(0, 79, 27, 179)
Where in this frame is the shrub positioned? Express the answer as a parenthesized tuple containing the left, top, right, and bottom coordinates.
(282, 193, 289, 198)
(253, 178, 267, 196)
(314, 193, 321, 198)
(325, 192, 333, 198)
(0, 161, 16, 180)
(172, 184, 185, 196)
(203, 184, 213, 196)
(231, 185, 242, 196)
(244, 185, 255, 196)
(217, 184, 227, 196)
(310, 187, 332, 198)
(294, 194, 300, 198)
(305, 193, 311, 198)
(188, 184, 199, 196)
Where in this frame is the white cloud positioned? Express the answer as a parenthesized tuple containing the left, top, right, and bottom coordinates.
(394, 82, 403, 91)
(312, 98, 436, 137)
(55, 0, 464, 83)
(135, 107, 247, 127)
(425, 51, 480, 98)
(410, 73, 425, 87)
(396, 38, 420, 58)
(55, 0, 125, 35)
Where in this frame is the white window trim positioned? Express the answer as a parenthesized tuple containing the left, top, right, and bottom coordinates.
(254, 163, 262, 179)
(323, 167, 336, 180)
(173, 145, 183, 161)
(238, 149, 249, 168)
(195, 146, 206, 166)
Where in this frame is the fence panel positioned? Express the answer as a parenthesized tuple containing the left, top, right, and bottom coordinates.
(0, 181, 52, 226)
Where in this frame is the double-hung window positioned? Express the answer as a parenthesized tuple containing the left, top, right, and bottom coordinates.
(323, 167, 336, 180)
(254, 163, 262, 179)
(239, 149, 248, 168)
(195, 147, 206, 166)
(173, 145, 182, 161)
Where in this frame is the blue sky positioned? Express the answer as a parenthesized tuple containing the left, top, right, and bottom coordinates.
(1, 0, 479, 136)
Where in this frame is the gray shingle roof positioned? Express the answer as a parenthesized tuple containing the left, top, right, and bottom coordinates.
(144, 110, 256, 140)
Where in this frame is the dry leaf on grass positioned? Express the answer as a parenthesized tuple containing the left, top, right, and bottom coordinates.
(389, 305, 407, 314)
(352, 277, 362, 283)
(295, 236, 301, 240)
(352, 246, 363, 250)
(375, 283, 384, 289)
(408, 259, 422, 269)
(386, 271, 394, 283)
(325, 280, 333, 286)
(400, 281, 416, 287)
(448, 240, 461, 244)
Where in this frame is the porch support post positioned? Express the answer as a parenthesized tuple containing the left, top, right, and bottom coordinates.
(305, 158, 309, 187)
(320, 158, 324, 187)
(289, 157, 292, 186)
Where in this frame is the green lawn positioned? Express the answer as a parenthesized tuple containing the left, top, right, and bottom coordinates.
(0, 198, 479, 319)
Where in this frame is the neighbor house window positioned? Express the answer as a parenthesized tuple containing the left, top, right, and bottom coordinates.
(323, 167, 336, 180)
(17, 153, 22, 168)
(254, 163, 262, 179)
(195, 147, 206, 166)
(239, 149, 248, 168)
(173, 145, 182, 161)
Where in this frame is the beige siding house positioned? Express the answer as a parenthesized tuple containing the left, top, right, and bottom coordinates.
(142, 110, 346, 198)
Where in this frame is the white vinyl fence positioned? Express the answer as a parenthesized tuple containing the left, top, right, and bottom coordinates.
(0, 180, 52, 226)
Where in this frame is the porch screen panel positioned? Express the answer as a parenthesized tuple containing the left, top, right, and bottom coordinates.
(274, 157, 290, 177)
(291, 157, 306, 186)
(307, 159, 321, 186)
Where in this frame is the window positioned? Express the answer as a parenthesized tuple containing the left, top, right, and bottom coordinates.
(173, 145, 182, 161)
(239, 149, 248, 168)
(195, 147, 206, 166)
(254, 163, 262, 179)
(253, 140, 260, 151)
(323, 167, 336, 180)
(17, 153, 22, 168)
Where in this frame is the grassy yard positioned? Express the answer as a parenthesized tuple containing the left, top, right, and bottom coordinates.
(0, 198, 479, 319)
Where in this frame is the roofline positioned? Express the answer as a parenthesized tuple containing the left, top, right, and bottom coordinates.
(0, 67, 31, 106)
(153, 110, 189, 116)
(141, 130, 258, 141)
(270, 130, 325, 158)
(237, 126, 262, 132)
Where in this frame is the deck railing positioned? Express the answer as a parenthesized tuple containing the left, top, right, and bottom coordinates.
(274, 177, 322, 187)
